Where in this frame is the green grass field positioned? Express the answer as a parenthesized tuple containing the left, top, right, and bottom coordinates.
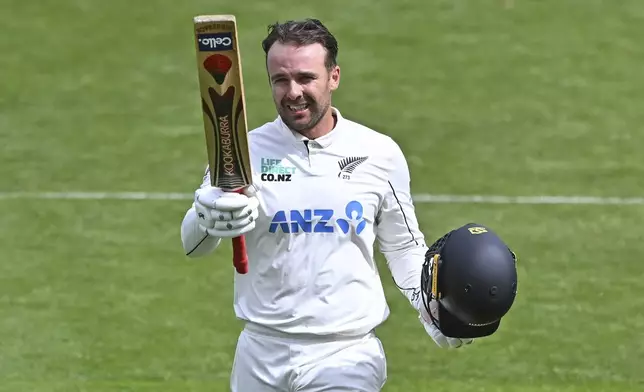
(2, 0, 644, 391)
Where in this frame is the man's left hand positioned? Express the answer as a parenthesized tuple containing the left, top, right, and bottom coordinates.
(419, 298, 474, 349)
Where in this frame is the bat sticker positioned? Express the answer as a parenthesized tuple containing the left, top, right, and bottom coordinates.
(205, 86, 250, 190)
(203, 54, 232, 84)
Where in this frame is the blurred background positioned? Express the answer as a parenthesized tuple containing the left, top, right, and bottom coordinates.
(1, 0, 643, 391)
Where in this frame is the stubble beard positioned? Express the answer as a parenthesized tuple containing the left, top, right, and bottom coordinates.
(280, 97, 331, 134)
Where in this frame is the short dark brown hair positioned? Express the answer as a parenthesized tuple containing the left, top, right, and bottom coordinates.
(261, 19, 339, 70)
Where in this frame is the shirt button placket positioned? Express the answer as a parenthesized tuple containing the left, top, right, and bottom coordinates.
(308, 142, 320, 174)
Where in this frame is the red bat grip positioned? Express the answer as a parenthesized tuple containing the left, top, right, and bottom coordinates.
(231, 188, 249, 274)
(232, 235, 248, 274)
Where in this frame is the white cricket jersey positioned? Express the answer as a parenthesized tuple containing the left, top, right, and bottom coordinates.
(182, 107, 428, 337)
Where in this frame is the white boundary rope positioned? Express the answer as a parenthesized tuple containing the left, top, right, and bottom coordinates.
(1, 192, 643, 205)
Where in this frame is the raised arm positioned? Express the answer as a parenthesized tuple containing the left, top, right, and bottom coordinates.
(181, 167, 259, 258)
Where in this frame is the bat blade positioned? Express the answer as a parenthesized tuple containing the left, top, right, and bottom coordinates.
(194, 14, 252, 192)
(193, 15, 252, 274)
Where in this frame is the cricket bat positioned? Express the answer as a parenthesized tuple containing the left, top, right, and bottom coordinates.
(193, 15, 252, 274)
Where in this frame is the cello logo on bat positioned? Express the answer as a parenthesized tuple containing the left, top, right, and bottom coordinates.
(197, 33, 233, 51)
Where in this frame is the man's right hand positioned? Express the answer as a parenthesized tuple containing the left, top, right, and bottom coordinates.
(194, 186, 260, 238)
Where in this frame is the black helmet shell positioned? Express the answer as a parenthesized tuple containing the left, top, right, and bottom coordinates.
(438, 223, 518, 326)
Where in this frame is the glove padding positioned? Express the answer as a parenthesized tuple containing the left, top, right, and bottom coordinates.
(194, 186, 260, 238)
(417, 293, 474, 349)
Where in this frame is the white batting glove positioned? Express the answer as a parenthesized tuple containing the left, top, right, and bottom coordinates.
(417, 295, 474, 349)
(194, 185, 260, 238)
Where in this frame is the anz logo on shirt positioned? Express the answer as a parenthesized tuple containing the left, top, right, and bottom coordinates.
(269, 201, 367, 234)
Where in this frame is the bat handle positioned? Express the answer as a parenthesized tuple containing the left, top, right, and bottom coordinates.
(232, 235, 248, 274)
(232, 187, 249, 274)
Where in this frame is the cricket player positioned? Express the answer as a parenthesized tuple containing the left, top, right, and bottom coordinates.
(181, 18, 473, 391)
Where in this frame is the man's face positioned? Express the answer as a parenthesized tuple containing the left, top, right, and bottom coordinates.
(266, 41, 340, 133)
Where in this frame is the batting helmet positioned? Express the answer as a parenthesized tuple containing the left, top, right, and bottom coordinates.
(420, 222, 518, 338)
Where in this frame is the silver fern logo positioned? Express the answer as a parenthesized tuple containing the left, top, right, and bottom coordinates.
(338, 156, 368, 180)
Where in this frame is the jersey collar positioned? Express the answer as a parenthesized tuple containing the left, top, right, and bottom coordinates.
(277, 107, 346, 148)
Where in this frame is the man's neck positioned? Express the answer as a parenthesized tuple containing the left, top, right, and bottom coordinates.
(298, 108, 337, 140)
